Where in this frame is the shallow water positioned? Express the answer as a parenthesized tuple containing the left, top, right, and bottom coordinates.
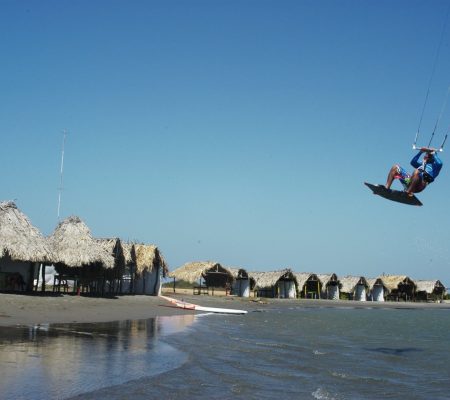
(1, 307, 449, 400)
(0, 315, 196, 400)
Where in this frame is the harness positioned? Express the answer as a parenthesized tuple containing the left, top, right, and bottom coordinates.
(422, 171, 434, 184)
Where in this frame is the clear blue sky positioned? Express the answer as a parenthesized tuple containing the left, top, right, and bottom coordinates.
(2, 0, 450, 285)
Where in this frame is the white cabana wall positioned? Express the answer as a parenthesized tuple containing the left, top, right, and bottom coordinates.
(134, 268, 162, 295)
(326, 285, 340, 300)
(118, 273, 133, 294)
(233, 279, 250, 297)
(371, 285, 385, 301)
(278, 280, 296, 298)
(354, 284, 367, 301)
(318, 274, 340, 300)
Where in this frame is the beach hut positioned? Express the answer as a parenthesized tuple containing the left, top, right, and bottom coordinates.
(228, 267, 253, 297)
(379, 275, 416, 301)
(369, 275, 416, 302)
(317, 273, 340, 300)
(293, 273, 321, 299)
(47, 216, 115, 295)
(96, 238, 126, 295)
(168, 261, 233, 294)
(339, 276, 369, 301)
(249, 269, 296, 298)
(0, 201, 52, 291)
(133, 244, 168, 295)
(415, 280, 446, 301)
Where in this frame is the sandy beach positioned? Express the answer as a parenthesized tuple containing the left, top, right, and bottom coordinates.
(1, 289, 449, 327)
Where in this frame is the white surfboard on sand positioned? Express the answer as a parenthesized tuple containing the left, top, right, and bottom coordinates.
(160, 295, 248, 315)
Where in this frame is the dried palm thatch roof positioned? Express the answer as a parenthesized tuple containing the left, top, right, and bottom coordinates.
(415, 280, 446, 294)
(122, 242, 137, 265)
(249, 269, 294, 289)
(340, 276, 369, 293)
(226, 267, 249, 279)
(96, 238, 125, 270)
(168, 261, 232, 284)
(47, 216, 114, 268)
(317, 273, 339, 285)
(378, 275, 414, 292)
(134, 244, 169, 277)
(366, 278, 379, 289)
(0, 200, 51, 262)
(293, 273, 319, 290)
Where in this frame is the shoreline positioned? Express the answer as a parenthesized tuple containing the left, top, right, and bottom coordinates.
(1, 291, 449, 327)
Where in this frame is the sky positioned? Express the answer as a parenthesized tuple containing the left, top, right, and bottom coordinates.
(2, 0, 450, 285)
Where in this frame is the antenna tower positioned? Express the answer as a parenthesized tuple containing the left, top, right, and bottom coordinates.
(57, 130, 68, 221)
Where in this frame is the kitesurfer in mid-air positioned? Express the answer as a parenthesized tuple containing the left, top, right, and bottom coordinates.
(385, 147, 443, 196)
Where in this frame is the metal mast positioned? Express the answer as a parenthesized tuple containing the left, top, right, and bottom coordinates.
(57, 130, 67, 221)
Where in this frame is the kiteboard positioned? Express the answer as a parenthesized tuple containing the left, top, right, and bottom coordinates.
(364, 182, 423, 206)
(159, 295, 248, 315)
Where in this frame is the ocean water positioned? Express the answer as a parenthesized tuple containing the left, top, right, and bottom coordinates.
(1, 306, 449, 400)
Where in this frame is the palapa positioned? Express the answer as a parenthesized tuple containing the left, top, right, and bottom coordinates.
(317, 273, 339, 286)
(47, 216, 114, 268)
(249, 268, 294, 289)
(0, 200, 51, 263)
(339, 276, 369, 294)
(293, 272, 317, 288)
(415, 280, 446, 294)
(169, 261, 231, 284)
(377, 274, 414, 293)
(134, 244, 168, 277)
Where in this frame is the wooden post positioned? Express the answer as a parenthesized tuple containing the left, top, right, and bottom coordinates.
(41, 264, 46, 292)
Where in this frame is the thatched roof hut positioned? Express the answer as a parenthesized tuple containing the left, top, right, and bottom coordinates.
(169, 261, 232, 287)
(134, 244, 168, 277)
(47, 216, 114, 270)
(375, 275, 416, 301)
(227, 267, 254, 297)
(378, 275, 415, 292)
(249, 269, 296, 298)
(317, 273, 340, 300)
(249, 269, 289, 289)
(415, 280, 445, 294)
(340, 276, 369, 301)
(293, 272, 321, 298)
(340, 276, 369, 293)
(0, 201, 51, 263)
(169, 261, 218, 283)
(415, 280, 446, 300)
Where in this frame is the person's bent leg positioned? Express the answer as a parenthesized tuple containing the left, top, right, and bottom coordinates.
(386, 165, 400, 189)
(406, 170, 426, 195)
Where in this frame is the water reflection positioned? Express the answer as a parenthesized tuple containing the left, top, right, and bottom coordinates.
(0, 314, 196, 400)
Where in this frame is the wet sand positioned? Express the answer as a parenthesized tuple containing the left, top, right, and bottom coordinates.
(1, 290, 449, 327)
